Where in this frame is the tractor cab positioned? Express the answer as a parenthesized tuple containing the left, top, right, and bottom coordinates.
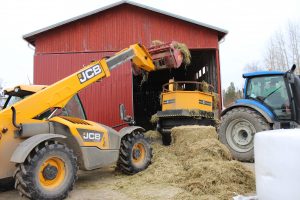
(243, 71, 292, 121)
(242, 66, 300, 126)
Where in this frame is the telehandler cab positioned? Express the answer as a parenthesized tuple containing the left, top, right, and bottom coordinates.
(0, 42, 183, 199)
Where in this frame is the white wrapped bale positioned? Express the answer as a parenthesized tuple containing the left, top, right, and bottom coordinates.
(255, 129, 300, 200)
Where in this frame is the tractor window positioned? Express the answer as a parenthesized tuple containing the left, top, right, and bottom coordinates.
(246, 76, 291, 120)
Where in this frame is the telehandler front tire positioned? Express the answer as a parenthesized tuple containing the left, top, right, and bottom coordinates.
(14, 141, 78, 200)
(117, 131, 152, 174)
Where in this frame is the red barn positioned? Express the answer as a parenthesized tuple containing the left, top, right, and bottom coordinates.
(23, 1, 227, 129)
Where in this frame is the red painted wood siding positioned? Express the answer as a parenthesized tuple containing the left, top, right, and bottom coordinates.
(35, 4, 219, 54)
(34, 53, 133, 127)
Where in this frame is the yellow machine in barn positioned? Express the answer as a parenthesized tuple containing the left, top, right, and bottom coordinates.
(161, 81, 213, 112)
(0, 42, 184, 199)
(156, 80, 216, 144)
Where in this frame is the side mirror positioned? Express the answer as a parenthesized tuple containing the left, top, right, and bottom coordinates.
(119, 104, 135, 125)
(119, 104, 126, 121)
(286, 64, 297, 83)
(291, 64, 296, 73)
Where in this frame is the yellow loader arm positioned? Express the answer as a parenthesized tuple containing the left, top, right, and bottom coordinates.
(7, 44, 157, 124)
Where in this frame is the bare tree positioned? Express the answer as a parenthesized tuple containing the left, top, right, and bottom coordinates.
(264, 21, 300, 73)
(288, 22, 300, 73)
(243, 61, 265, 73)
(265, 38, 277, 70)
(277, 30, 290, 69)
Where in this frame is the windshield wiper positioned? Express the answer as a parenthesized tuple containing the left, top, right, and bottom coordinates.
(261, 86, 282, 102)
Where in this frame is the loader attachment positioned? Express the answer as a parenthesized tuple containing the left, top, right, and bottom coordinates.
(132, 41, 185, 75)
(148, 41, 183, 70)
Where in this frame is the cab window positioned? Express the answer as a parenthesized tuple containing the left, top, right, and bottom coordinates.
(35, 95, 86, 120)
(246, 75, 291, 120)
(3, 95, 29, 109)
(64, 95, 86, 119)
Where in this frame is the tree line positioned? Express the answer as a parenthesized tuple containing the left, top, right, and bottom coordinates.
(225, 21, 300, 108)
(222, 82, 243, 108)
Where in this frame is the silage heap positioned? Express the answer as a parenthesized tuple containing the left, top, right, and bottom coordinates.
(115, 126, 255, 200)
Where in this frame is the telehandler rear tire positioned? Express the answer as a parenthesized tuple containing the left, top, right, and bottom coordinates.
(14, 140, 77, 200)
(117, 131, 152, 174)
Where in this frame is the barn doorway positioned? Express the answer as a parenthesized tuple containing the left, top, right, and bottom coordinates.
(132, 49, 218, 130)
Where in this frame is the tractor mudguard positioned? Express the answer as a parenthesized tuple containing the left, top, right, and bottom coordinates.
(119, 126, 145, 138)
(221, 99, 275, 123)
(10, 133, 66, 163)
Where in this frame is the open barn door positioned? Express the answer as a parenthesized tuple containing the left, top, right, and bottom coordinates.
(132, 49, 218, 130)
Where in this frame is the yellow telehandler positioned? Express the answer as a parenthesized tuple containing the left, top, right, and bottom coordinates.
(0, 42, 183, 199)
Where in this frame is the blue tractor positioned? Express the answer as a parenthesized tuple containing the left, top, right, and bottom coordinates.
(219, 65, 300, 161)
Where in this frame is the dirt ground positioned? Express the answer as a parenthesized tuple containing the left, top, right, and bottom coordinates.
(0, 164, 254, 200)
(0, 126, 256, 200)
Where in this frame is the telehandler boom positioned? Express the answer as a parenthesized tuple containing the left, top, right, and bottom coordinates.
(0, 42, 183, 199)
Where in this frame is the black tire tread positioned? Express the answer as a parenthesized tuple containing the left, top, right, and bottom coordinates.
(219, 107, 270, 161)
(14, 140, 78, 200)
(117, 132, 152, 175)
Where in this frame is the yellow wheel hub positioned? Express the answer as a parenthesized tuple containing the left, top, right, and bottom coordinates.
(39, 157, 66, 189)
(132, 143, 146, 165)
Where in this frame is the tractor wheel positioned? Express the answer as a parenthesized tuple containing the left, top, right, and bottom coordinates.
(14, 141, 78, 200)
(219, 107, 270, 162)
(117, 131, 152, 174)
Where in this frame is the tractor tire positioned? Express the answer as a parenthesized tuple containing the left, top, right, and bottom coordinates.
(117, 131, 152, 174)
(14, 141, 78, 200)
(219, 107, 270, 162)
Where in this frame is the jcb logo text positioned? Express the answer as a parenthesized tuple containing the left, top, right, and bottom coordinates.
(83, 132, 102, 142)
(78, 64, 102, 84)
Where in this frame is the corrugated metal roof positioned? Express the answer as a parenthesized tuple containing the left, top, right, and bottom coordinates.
(23, 0, 228, 45)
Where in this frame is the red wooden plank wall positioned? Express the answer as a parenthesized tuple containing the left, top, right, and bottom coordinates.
(34, 4, 219, 54)
(34, 53, 132, 127)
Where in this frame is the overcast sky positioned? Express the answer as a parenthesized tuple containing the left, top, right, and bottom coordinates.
(0, 0, 299, 89)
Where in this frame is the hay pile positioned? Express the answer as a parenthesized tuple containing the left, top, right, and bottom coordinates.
(200, 81, 211, 92)
(150, 113, 159, 124)
(151, 40, 191, 66)
(151, 40, 164, 46)
(172, 42, 191, 66)
(212, 92, 220, 109)
(198, 81, 219, 109)
(114, 126, 255, 200)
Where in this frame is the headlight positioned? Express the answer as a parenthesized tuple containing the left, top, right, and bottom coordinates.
(14, 87, 20, 93)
